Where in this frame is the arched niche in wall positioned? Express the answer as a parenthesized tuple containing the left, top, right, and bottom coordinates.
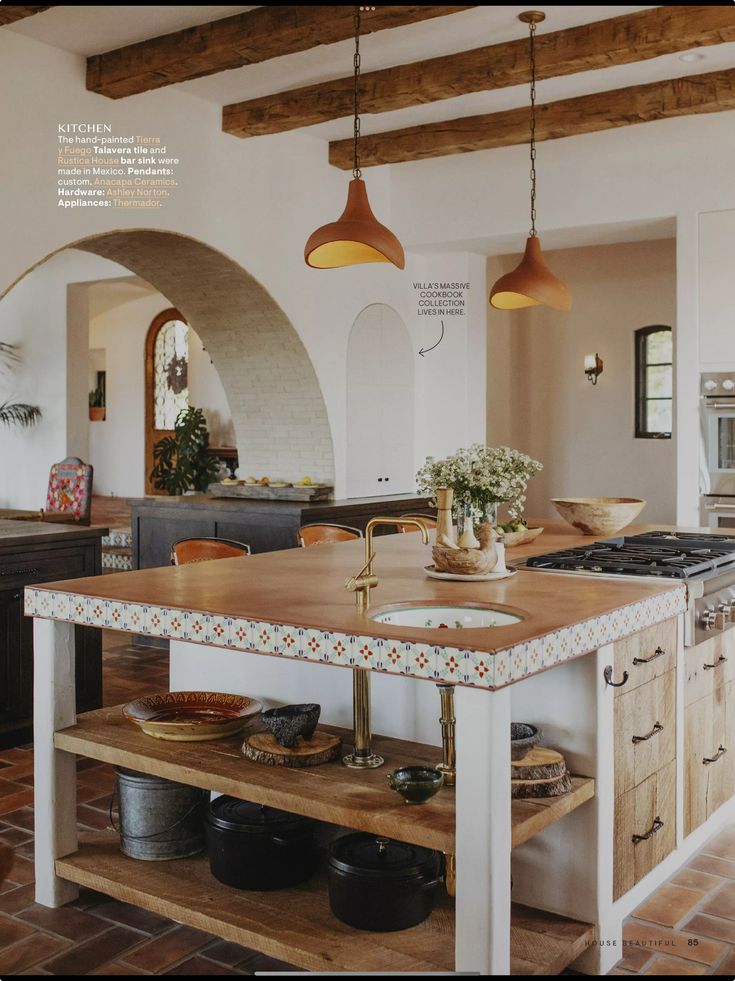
(346, 303, 415, 498)
(1, 229, 334, 486)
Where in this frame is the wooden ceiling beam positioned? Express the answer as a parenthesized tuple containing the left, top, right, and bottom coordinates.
(224, 5, 735, 138)
(328, 67, 735, 169)
(86, 6, 475, 100)
(0, 6, 52, 26)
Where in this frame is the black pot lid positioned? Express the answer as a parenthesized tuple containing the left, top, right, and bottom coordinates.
(206, 796, 310, 834)
(329, 832, 438, 878)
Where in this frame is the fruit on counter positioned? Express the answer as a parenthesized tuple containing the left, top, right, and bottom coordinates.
(259, 476, 270, 485)
(500, 521, 528, 533)
(244, 477, 258, 484)
(295, 476, 313, 486)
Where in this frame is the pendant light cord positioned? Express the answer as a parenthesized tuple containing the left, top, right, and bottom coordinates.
(353, 6, 362, 179)
(528, 18, 538, 238)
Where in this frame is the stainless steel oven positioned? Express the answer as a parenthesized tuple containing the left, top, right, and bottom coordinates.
(701, 373, 735, 513)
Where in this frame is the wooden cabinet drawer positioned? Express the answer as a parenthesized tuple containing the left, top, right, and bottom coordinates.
(613, 619, 677, 696)
(685, 633, 735, 706)
(684, 681, 735, 835)
(614, 760, 676, 900)
(614, 670, 676, 798)
(0, 547, 92, 590)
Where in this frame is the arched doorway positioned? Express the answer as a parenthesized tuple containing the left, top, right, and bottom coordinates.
(144, 308, 189, 493)
(346, 304, 415, 497)
(1, 230, 335, 488)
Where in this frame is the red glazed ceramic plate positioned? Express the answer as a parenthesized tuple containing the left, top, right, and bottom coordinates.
(123, 691, 262, 741)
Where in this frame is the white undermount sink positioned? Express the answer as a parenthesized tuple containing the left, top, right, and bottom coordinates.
(369, 605, 523, 630)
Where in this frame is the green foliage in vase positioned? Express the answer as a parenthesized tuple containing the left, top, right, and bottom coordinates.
(416, 444, 543, 521)
(150, 406, 220, 496)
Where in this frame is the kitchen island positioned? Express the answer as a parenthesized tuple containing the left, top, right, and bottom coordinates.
(27, 523, 721, 975)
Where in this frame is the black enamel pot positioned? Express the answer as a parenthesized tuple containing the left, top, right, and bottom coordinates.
(327, 832, 442, 932)
(205, 797, 317, 890)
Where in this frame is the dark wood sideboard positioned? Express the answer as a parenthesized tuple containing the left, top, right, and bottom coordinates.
(128, 494, 434, 570)
(2, 521, 105, 748)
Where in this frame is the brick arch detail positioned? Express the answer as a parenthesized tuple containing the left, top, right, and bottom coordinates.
(4, 229, 335, 485)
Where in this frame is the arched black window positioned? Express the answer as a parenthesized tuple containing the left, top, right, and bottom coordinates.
(635, 325, 672, 439)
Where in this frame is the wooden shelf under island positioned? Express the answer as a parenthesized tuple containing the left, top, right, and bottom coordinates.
(58, 836, 595, 975)
(53, 705, 596, 974)
(55, 705, 596, 854)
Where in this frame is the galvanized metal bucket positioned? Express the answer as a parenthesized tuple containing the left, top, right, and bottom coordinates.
(115, 767, 208, 861)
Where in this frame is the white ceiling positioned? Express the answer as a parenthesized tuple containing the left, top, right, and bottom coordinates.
(6, 5, 733, 142)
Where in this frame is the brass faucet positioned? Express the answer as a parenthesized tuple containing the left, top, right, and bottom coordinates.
(345, 516, 430, 612)
(342, 516, 430, 770)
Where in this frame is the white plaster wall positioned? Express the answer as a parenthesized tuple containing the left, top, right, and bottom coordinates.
(0, 29, 485, 501)
(486, 239, 677, 524)
(0, 251, 126, 508)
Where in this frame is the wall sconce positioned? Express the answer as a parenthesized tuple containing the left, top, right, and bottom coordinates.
(584, 353, 603, 385)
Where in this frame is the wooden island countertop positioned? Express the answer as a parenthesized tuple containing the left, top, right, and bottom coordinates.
(26, 520, 687, 690)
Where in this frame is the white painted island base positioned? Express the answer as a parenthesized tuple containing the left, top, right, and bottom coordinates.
(33, 611, 735, 975)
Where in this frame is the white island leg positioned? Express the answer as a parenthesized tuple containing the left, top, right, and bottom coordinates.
(455, 684, 512, 974)
(33, 618, 79, 906)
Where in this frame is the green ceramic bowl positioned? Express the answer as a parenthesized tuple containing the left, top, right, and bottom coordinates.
(387, 766, 444, 804)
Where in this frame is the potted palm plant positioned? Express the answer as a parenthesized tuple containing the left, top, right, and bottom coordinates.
(150, 406, 220, 495)
(0, 343, 40, 429)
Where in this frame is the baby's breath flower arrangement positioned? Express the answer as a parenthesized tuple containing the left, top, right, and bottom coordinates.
(416, 444, 543, 521)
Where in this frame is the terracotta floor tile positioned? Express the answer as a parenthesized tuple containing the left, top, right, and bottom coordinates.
(634, 885, 708, 928)
(42, 926, 146, 975)
(0, 825, 32, 847)
(19, 903, 109, 941)
(77, 805, 113, 831)
(701, 880, 735, 922)
(643, 954, 707, 974)
(2, 807, 35, 832)
(237, 951, 302, 973)
(7, 856, 35, 885)
(0, 882, 35, 914)
(0, 931, 70, 974)
(121, 925, 211, 972)
(14, 838, 35, 862)
(0, 789, 34, 816)
(702, 827, 735, 860)
(684, 911, 735, 944)
(0, 748, 33, 765)
(203, 939, 256, 967)
(713, 949, 735, 976)
(688, 853, 735, 881)
(164, 955, 240, 975)
(671, 868, 723, 893)
(623, 920, 725, 965)
(0, 762, 35, 783)
(92, 899, 173, 934)
(0, 912, 35, 946)
(615, 942, 657, 972)
(93, 964, 146, 975)
(0, 779, 34, 798)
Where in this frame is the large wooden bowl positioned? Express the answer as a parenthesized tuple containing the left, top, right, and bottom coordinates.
(551, 497, 646, 537)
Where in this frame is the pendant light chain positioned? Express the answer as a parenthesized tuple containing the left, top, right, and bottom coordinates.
(352, 6, 362, 179)
(528, 18, 538, 238)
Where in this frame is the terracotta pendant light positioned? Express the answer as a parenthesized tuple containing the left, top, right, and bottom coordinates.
(305, 7, 404, 270)
(490, 11, 571, 311)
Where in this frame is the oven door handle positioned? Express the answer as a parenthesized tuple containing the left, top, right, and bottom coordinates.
(704, 401, 735, 410)
(704, 503, 735, 510)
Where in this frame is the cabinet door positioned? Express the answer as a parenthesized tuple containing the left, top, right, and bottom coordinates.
(614, 761, 676, 900)
(0, 587, 32, 729)
(684, 683, 734, 835)
(614, 670, 676, 798)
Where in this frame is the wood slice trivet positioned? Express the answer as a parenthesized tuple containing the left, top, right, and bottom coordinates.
(243, 730, 341, 767)
(511, 770, 572, 799)
(511, 747, 567, 781)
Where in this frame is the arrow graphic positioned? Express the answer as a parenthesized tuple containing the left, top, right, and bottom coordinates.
(419, 319, 445, 357)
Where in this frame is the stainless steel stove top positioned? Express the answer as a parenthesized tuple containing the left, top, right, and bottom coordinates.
(520, 531, 735, 645)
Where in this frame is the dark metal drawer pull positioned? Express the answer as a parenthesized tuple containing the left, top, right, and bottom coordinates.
(0, 567, 39, 578)
(704, 655, 728, 671)
(604, 665, 629, 688)
(632, 817, 664, 844)
(704, 745, 727, 765)
(632, 722, 664, 744)
(633, 646, 666, 666)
